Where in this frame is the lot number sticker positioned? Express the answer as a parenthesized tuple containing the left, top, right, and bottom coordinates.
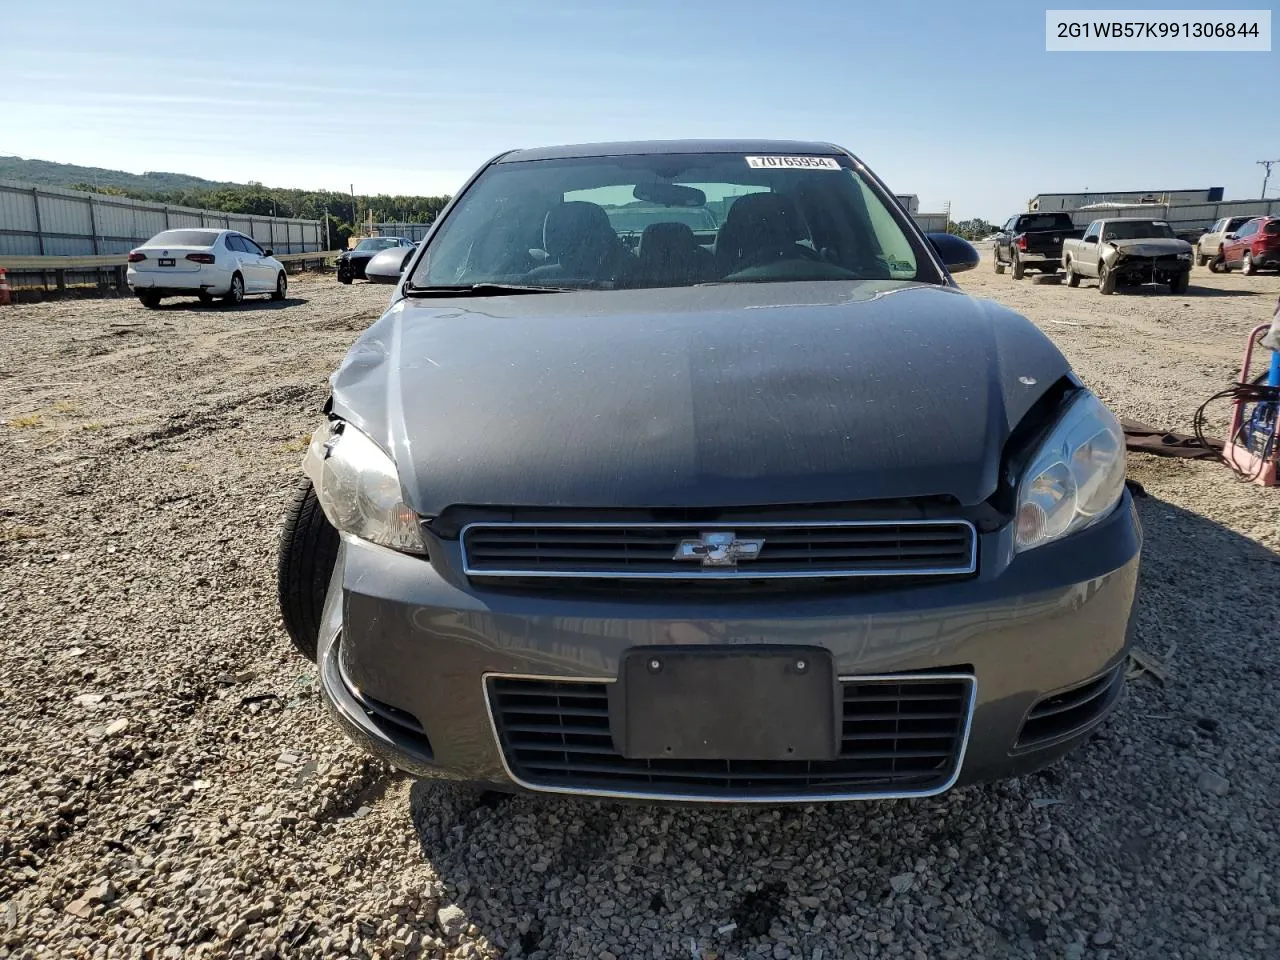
(745, 156, 841, 170)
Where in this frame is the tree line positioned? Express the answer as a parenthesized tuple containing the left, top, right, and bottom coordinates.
(946, 218, 997, 241)
(68, 182, 452, 250)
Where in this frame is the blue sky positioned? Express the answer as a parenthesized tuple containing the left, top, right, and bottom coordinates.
(7, 0, 1277, 220)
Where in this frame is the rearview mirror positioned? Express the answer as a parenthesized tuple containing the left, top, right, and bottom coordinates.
(925, 232, 979, 274)
(632, 182, 706, 207)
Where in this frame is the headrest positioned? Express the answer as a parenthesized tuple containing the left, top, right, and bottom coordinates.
(639, 221, 698, 257)
(543, 202, 616, 259)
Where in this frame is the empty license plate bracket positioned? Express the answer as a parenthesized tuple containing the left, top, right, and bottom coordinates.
(611, 646, 838, 761)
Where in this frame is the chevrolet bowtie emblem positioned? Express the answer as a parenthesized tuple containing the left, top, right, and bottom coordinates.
(673, 531, 765, 567)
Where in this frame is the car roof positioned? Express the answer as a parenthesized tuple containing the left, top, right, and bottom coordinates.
(497, 139, 847, 163)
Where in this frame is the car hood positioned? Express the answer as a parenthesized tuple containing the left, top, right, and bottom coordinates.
(1106, 238, 1193, 257)
(327, 281, 1071, 514)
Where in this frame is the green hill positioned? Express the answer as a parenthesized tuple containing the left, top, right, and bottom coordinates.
(0, 155, 242, 193)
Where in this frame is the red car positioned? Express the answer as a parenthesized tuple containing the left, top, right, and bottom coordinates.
(1219, 216, 1280, 275)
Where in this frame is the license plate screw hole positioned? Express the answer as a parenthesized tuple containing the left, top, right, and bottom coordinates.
(795, 659, 807, 672)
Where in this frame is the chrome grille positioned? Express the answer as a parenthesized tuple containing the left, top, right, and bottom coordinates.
(486, 674, 975, 800)
(461, 521, 977, 580)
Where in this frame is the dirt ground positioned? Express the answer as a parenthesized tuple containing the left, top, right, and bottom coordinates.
(2, 261, 1279, 960)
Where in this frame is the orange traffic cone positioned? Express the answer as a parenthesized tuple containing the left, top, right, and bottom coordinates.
(0, 268, 10, 307)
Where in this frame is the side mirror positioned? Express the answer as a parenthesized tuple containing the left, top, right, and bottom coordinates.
(1224, 234, 1237, 241)
(265, 249, 274, 256)
(925, 232, 979, 274)
(1083, 235, 1098, 244)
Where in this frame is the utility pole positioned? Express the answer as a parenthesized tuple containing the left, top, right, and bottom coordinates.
(350, 183, 357, 242)
(1259, 160, 1280, 199)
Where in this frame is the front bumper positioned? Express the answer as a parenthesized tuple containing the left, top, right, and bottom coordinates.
(317, 494, 1141, 803)
(1110, 257, 1191, 281)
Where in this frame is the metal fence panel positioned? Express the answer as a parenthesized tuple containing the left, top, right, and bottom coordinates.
(0, 178, 325, 261)
(1068, 199, 1280, 232)
(371, 221, 434, 242)
(39, 194, 94, 237)
(0, 188, 38, 233)
(169, 210, 204, 228)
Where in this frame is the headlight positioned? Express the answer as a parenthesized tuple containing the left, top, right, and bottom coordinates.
(1014, 391, 1125, 553)
(1178, 253, 1191, 260)
(301, 420, 426, 555)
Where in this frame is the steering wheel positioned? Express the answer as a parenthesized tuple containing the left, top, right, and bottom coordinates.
(735, 243, 823, 273)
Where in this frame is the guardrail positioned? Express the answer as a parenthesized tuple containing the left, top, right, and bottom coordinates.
(0, 250, 340, 298)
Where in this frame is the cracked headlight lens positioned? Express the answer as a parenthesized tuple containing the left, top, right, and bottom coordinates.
(302, 420, 426, 555)
(1015, 391, 1126, 553)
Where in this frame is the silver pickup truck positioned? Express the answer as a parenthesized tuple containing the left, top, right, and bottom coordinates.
(1061, 218, 1193, 295)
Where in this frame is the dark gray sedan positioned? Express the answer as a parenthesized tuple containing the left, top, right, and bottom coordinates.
(277, 140, 1140, 804)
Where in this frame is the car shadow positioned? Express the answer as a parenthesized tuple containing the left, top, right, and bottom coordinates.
(150, 296, 310, 312)
(1182, 286, 1267, 298)
(396, 487, 1279, 958)
(1073, 283, 1258, 298)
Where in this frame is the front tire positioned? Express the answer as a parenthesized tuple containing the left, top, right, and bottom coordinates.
(1169, 271, 1190, 295)
(1064, 259, 1080, 287)
(1195, 246, 1208, 267)
(1241, 252, 1256, 276)
(271, 271, 288, 301)
(1098, 263, 1116, 295)
(1011, 251, 1025, 280)
(1209, 253, 1223, 273)
(277, 478, 340, 662)
(223, 272, 245, 305)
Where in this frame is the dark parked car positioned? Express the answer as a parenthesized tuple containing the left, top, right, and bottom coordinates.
(992, 212, 1083, 279)
(276, 140, 1139, 804)
(1218, 216, 1280, 275)
(336, 237, 414, 283)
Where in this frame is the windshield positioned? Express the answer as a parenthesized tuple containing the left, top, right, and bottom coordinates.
(355, 238, 401, 252)
(146, 229, 219, 247)
(1018, 214, 1074, 231)
(408, 153, 934, 291)
(1101, 220, 1176, 241)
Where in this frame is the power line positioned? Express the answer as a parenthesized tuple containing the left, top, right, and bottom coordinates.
(1259, 159, 1280, 199)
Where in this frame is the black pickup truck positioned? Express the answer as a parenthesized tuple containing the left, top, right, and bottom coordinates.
(993, 212, 1084, 279)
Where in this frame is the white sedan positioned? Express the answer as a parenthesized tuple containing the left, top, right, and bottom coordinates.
(126, 229, 288, 308)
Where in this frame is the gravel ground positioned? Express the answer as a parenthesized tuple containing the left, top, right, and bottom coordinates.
(2, 263, 1279, 960)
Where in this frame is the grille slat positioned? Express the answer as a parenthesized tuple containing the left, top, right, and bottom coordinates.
(488, 674, 972, 799)
(462, 521, 976, 581)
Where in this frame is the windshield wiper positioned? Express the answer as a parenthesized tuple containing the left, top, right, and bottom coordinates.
(402, 282, 574, 297)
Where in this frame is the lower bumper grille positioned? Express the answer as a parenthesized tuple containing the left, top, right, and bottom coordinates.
(1016, 666, 1123, 749)
(487, 674, 974, 800)
(336, 654, 434, 759)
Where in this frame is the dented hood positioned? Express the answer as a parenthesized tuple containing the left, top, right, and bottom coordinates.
(328, 281, 1071, 514)
(1105, 237, 1193, 258)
